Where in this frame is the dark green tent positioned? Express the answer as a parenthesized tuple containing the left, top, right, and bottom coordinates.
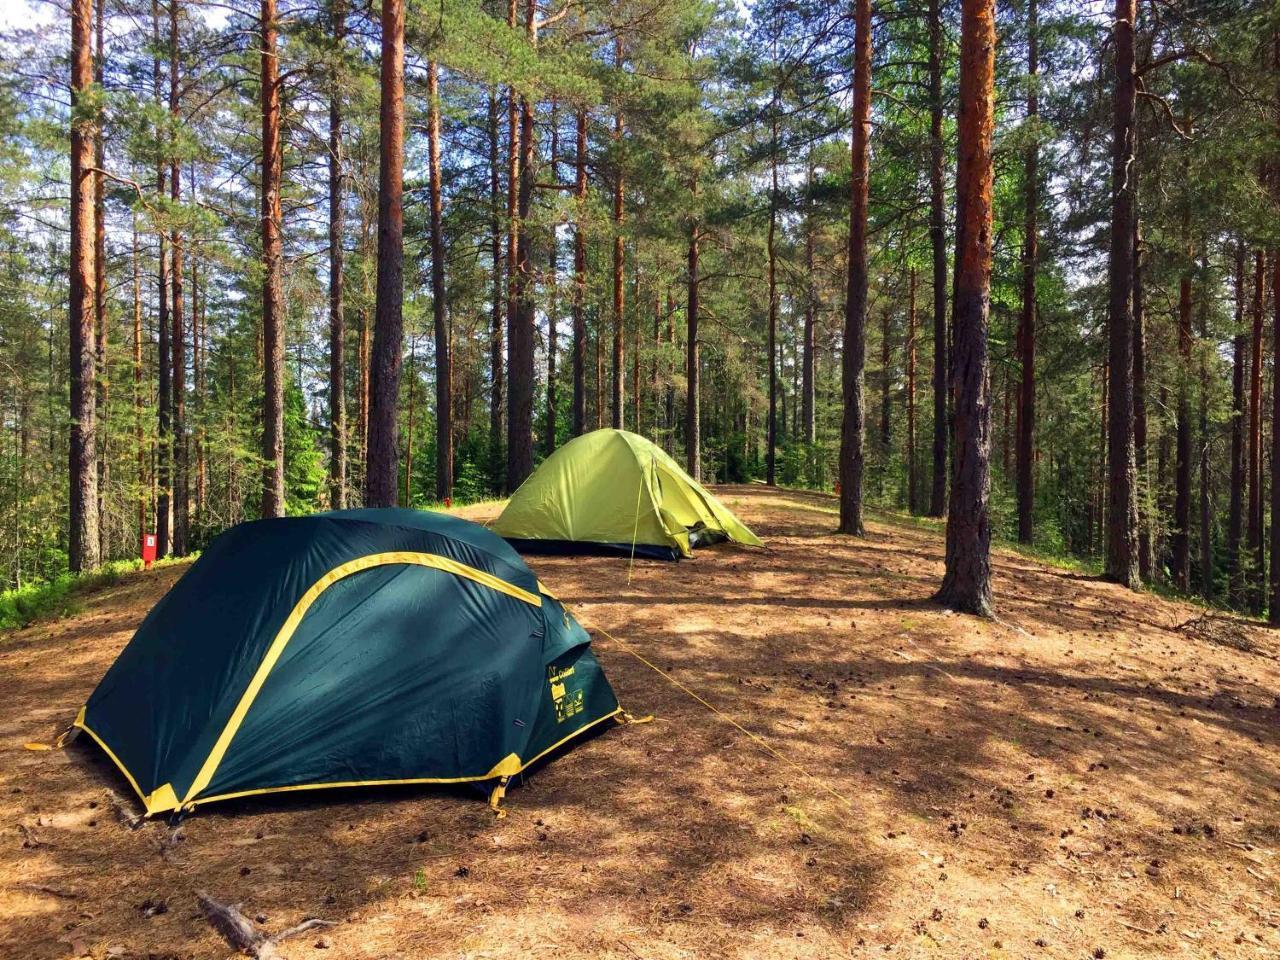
(74, 509, 621, 816)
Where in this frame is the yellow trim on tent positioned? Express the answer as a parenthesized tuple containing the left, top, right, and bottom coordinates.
(179, 551, 542, 810)
(73, 711, 179, 815)
(185, 708, 624, 812)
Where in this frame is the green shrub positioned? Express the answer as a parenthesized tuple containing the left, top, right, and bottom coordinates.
(0, 554, 193, 634)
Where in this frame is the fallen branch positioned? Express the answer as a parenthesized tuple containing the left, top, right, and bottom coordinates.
(198, 891, 335, 959)
(18, 882, 78, 899)
(271, 918, 336, 944)
(1118, 919, 1157, 936)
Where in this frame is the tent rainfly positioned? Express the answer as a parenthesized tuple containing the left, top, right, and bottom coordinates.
(73, 509, 621, 816)
(492, 429, 763, 560)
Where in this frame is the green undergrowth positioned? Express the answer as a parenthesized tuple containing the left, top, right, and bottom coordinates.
(0, 554, 192, 633)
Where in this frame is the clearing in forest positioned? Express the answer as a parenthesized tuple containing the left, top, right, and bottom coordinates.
(1, 485, 1278, 959)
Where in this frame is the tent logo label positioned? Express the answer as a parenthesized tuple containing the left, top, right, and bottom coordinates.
(548, 665, 584, 723)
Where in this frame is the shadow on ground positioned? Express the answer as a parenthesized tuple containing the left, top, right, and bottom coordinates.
(2, 485, 1278, 959)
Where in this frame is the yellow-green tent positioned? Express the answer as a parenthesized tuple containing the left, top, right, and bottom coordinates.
(492, 429, 763, 560)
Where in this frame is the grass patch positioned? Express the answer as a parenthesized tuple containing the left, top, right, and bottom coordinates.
(0, 555, 191, 633)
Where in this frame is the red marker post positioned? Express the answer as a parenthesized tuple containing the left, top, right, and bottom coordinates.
(141, 533, 157, 570)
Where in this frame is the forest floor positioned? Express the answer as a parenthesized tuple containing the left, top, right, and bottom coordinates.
(2, 485, 1279, 960)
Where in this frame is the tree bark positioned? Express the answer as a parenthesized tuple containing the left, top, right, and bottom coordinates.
(879, 304, 891, 453)
(133, 217, 146, 538)
(1015, 0, 1038, 545)
(1249, 247, 1265, 610)
(802, 157, 816, 448)
(1270, 249, 1280, 605)
(1270, 52, 1280, 621)
(935, 0, 995, 617)
(1133, 207, 1151, 580)
(152, 0, 170, 555)
(926, 0, 948, 517)
(427, 60, 451, 501)
(665, 289, 675, 452)
(328, 0, 347, 509)
(504, 0, 519, 472)
(69, 0, 99, 572)
(1104, 0, 1139, 586)
(838, 0, 871, 536)
(766, 67, 779, 485)
(260, 0, 286, 516)
(487, 90, 504, 478)
(94, 0, 108, 561)
(572, 109, 587, 437)
(366, 0, 405, 507)
(170, 0, 188, 553)
(545, 100, 559, 455)
(686, 199, 701, 481)
(505, 0, 537, 492)
(1229, 244, 1246, 605)
(1172, 232, 1192, 592)
(611, 56, 625, 431)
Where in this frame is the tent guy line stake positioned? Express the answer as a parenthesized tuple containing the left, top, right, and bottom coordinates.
(591, 623, 858, 814)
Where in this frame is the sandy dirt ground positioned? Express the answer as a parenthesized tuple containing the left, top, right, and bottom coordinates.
(1, 485, 1278, 959)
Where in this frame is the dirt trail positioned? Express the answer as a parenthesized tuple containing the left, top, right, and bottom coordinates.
(2, 486, 1278, 959)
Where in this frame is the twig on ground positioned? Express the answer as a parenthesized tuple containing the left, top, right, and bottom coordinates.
(198, 891, 335, 959)
(18, 882, 78, 899)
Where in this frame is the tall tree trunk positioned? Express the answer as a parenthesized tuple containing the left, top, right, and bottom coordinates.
(152, 0, 170, 555)
(505, 0, 537, 491)
(665, 289, 675, 452)
(1104, 0, 1139, 586)
(838, 0, 871, 536)
(1249, 247, 1266, 610)
(502, 0, 519, 483)
(766, 69, 779, 485)
(594, 328, 603, 429)
(485, 92, 504, 481)
(427, 59, 451, 501)
(545, 100, 559, 454)
(1229, 244, 1246, 605)
(1172, 232, 1193, 591)
(631, 282, 641, 430)
(260, 0, 286, 516)
(1198, 256, 1212, 598)
(366, 0, 405, 507)
(1015, 0, 1038, 545)
(133, 217, 146, 537)
(193, 207, 207, 524)
(936, 0, 995, 616)
(69, 0, 99, 572)
(879, 304, 892, 452)
(328, 0, 347, 509)
(687, 201, 701, 481)
(926, 0, 948, 517)
(611, 58, 625, 431)
(170, 0, 188, 553)
(94, 0, 108, 561)
(1133, 207, 1151, 580)
(572, 109, 587, 437)
(802, 157, 816, 448)
(359, 304, 370, 474)
(907, 266, 918, 512)
(1269, 46, 1280, 622)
